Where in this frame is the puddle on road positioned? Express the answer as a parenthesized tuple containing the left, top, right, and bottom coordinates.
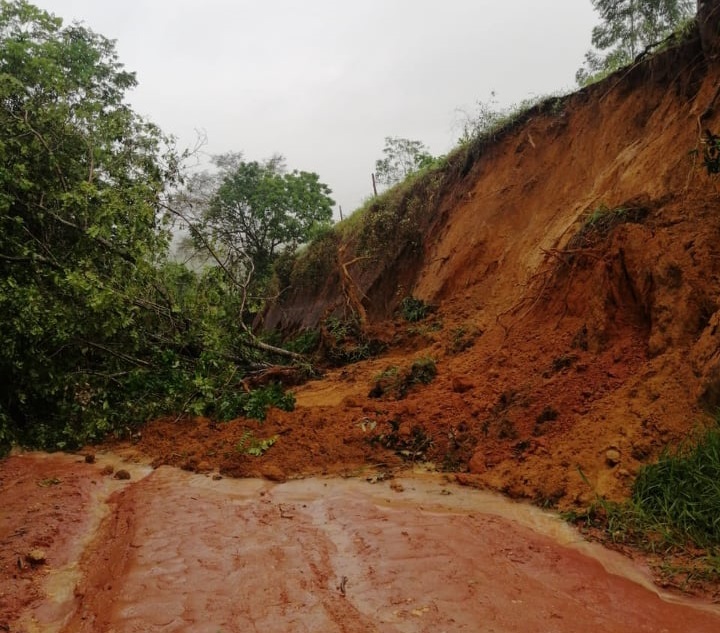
(11, 454, 720, 633)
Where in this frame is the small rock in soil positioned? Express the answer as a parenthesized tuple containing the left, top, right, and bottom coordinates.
(114, 469, 131, 480)
(84, 453, 96, 464)
(605, 449, 621, 467)
(100, 465, 114, 476)
(26, 549, 46, 565)
(260, 464, 287, 482)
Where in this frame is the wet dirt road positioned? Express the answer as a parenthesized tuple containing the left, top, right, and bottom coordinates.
(3, 453, 720, 633)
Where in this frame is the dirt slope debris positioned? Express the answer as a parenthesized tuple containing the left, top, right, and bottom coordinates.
(200, 18, 720, 510)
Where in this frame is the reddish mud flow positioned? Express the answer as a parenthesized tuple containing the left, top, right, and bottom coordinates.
(5, 454, 719, 633)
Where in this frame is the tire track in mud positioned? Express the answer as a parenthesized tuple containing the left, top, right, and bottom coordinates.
(11, 457, 720, 633)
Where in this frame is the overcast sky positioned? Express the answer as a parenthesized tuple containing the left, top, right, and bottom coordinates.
(36, 1, 599, 216)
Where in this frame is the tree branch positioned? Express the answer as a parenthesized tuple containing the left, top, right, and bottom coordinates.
(161, 201, 305, 362)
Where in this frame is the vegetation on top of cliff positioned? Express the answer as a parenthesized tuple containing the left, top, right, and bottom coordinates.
(268, 88, 575, 330)
(577, 0, 696, 86)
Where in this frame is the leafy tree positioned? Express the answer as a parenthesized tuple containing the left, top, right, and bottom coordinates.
(177, 153, 334, 303)
(577, 0, 695, 85)
(374, 137, 434, 187)
(0, 2, 310, 455)
(0, 0, 183, 449)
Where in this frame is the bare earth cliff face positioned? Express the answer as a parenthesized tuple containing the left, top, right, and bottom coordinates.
(245, 20, 720, 507)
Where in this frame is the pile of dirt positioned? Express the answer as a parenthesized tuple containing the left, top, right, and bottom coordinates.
(127, 23, 720, 510)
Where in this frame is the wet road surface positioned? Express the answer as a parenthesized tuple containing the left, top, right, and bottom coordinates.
(3, 453, 720, 632)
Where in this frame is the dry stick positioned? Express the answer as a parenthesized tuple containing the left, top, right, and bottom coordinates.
(79, 340, 152, 368)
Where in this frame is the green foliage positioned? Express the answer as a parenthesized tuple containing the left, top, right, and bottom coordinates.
(631, 426, 720, 546)
(569, 425, 720, 585)
(319, 315, 383, 366)
(286, 224, 339, 292)
(455, 91, 567, 147)
(455, 91, 508, 145)
(0, 1, 177, 448)
(374, 137, 434, 187)
(241, 383, 295, 421)
(285, 329, 321, 355)
(275, 142, 452, 302)
(184, 152, 335, 297)
(369, 357, 437, 399)
(236, 430, 278, 456)
(577, 0, 695, 85)
(446, 325, 480, 354)
(400, 296, 430, 322)
(407, 357, 437, 386)
(357, 167, 446, 258)
(0, 2, 304, 451)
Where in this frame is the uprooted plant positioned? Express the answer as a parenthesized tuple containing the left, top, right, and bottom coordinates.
(369, 357, 437, 400)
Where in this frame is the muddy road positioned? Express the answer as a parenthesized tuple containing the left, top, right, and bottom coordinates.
(2, 453, 719, 632)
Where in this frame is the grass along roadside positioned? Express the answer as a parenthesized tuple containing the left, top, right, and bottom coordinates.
(567, 424, 720, 593)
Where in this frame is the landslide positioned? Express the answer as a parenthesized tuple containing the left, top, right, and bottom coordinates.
(136, 22, 720, 509)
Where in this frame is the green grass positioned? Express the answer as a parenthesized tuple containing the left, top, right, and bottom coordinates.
(632, 426, 720, 547)
(571, 424, 720, 576)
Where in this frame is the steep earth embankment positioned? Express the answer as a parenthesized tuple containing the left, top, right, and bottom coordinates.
(134, 21, 720, 509)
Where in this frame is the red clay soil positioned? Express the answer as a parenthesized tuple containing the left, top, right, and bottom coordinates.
(0, 452, 150, 631)
(96, 33, 720, 602)
(4, 452, 720, 633)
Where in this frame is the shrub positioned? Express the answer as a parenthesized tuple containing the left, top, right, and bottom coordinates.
(322, 316, 384, 366)
(285, 329, 321, 355)
(447, 325, 480, 354)
(406, 357, 437, 386)
(400, 296, 430, 322)
(241, 384, 295, 421)
(369, 357, 437, 399)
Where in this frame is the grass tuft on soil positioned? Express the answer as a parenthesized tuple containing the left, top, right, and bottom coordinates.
(570, 423, 720, 586)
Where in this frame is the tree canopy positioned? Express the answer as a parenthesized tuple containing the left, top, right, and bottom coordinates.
(0, 0, 179, 447)
(374, 137, 434, 187)
(577, 0, 695, 85)
(0, 1, 308, 453)
(177, 153, 334, 301)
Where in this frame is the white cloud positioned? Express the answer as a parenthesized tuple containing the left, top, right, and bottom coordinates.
(36, 0, 598, 213)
